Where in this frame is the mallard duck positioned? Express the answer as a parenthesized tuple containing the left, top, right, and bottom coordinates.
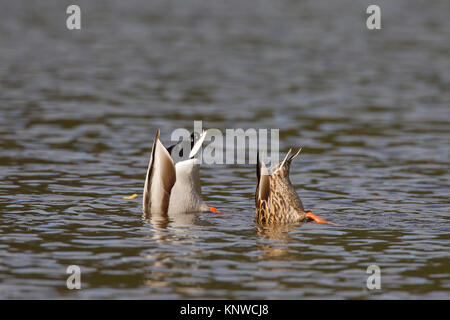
(255, 148, 335, 225)
(143, 129, 220, 216)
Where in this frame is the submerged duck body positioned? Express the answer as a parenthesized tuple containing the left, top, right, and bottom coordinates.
(143, 129, 210, 217)
(255, 149, 334, 225)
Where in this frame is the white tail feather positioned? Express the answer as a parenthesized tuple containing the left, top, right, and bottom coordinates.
(189, 130, 207, 158)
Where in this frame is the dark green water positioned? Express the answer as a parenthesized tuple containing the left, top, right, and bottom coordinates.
(0, 0, 449, 299)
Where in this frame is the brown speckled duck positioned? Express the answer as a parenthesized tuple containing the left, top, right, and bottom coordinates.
(255, 148, 335, 225)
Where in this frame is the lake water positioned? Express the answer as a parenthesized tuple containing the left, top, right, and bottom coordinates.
(0, 0, 449, 299)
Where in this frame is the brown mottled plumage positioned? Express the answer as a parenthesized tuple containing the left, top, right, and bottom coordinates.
(255, 149, 334, 225)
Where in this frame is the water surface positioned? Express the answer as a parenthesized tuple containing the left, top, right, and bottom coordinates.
(0, 0, 449, 299)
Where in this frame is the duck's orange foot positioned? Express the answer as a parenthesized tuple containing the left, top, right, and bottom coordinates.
(209, 206, 226, 214)
(306, 211, 336, 225)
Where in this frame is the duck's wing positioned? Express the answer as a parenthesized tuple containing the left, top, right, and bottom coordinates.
(256, 152, 270, 206)
(143, 129, 176, 215)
